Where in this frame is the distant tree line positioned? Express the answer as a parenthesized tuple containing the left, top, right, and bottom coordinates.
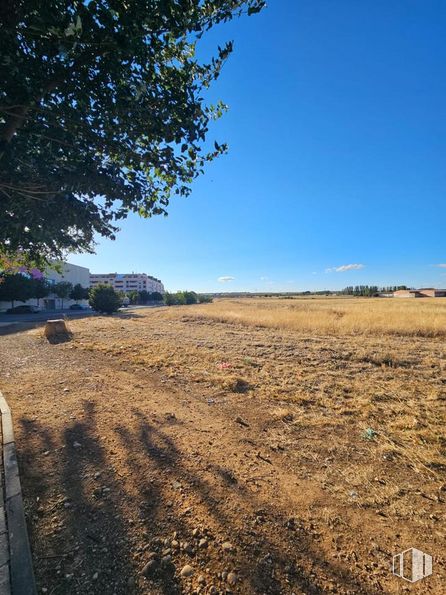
(339, 285, 408, 296)
(163, 291, 212, 306)
(209, 287, 411, 298)
(0, 272, 168, 309)
(90, 286, 212, 314)
(118, 290, 164, 305)
(0, 272, 210, 313)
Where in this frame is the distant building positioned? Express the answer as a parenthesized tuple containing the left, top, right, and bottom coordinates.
(90, 272, 164, 294)
(47, 261, 90, 288)
(393, 290, 421, 298)
(43, 262, 90, 309)
(418, 288, 446, 297)
(0, 261, 90, 311)
(393, 288, 446, 298)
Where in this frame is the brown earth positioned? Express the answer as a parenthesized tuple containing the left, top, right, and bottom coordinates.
(0, 303, 445, 594)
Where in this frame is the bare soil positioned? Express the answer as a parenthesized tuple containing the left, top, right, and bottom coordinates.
(0, 304, 445, 594)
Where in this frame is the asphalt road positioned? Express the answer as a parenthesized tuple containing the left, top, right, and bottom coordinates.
(0, 308, 96, 324)
(0, 305, 165, 335)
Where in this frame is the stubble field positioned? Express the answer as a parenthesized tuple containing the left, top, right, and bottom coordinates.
(0, 297, 445, 594)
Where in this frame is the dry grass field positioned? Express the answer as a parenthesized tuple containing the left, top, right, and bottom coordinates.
(177, 296, 446, 337)
(0, 297, 445, 594)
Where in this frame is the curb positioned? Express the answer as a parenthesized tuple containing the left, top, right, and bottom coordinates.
(0, 392, 37, 595)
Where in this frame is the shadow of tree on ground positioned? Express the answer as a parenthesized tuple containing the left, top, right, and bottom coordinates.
(18, 403, 381, 594)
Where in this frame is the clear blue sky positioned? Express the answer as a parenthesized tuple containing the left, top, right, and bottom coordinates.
(71, 0, 446, 292)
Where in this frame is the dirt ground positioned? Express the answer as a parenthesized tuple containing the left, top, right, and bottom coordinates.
(0, 303, 445, 594)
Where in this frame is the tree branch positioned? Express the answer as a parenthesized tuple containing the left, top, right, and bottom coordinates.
(0, 80, 60, 154)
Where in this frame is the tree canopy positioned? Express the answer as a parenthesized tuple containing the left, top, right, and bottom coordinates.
(89, 283, 122, 314)
(0, 0, 264, 266)
(0, 272, 34, 306)
(70, 282, 89, 301)
(53, 280, 73, 307)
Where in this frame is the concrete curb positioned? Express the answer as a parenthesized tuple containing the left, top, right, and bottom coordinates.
(0, 392, 37, 595)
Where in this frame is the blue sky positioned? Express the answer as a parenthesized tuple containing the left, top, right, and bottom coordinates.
(71, 0, 446, 292)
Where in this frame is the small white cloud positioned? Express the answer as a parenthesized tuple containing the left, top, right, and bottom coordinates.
(260, 276, 269, 281)
(433, 264, 446, 268)
(218, 276, 235, 283)
(326, 263, 365, 273)
(336, 263, 365, 272)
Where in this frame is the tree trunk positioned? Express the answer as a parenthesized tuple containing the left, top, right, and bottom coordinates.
(44, 319, 72, 343)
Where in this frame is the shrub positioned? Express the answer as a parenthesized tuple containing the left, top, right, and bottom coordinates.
(89, 284, 122, 314)
(198, 294, 213, 303)
(163, 292, 177, 306)
(150, 291, 164, 302)
(163, 291, 199, 306)
(183, 291, 198, 304)
(70, 283, 88, 302)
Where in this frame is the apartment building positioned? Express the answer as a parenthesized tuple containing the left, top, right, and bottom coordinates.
(90, 272, 165, 294)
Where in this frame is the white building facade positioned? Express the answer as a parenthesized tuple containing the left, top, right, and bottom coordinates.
(43, 262, 90, 309)
(90, 273, 164, 294)
(0, 261, 90, 311)
(47, 262, 90, 288)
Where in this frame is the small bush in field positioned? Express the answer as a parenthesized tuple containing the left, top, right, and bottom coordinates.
(164, 291, 198, 306)
(183, 291, 198, 304)
(89, 284, 122, 314)
(163, 292, 178, 306)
